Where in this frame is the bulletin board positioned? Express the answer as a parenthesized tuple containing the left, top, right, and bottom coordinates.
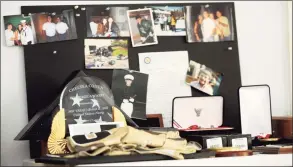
(21, 2, 242, 158)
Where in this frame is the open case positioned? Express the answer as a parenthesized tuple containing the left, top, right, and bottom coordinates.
(172, 96, 233, 131)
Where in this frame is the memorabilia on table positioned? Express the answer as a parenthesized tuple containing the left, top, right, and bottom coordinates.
(138, 51, 192, 127)
(31, 9, 78, 44)
(84, 39, 129, 69)
(111, 69, 148, 120)
(186, 60, 223, 95)
(173, 96, 229, 130)
(127, 8, 158, 47)
(47, 103, 202, 160)
(145, 6, 186, 36)
(86, 6, 130, 37)
(185, 3, 235, 43)
(3, 15, 36, 46)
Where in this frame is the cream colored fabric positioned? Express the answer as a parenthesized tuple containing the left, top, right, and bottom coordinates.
(65, 126, 201, 160)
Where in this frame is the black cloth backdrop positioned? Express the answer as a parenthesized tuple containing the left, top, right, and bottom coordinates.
(21, 2, 241, 158)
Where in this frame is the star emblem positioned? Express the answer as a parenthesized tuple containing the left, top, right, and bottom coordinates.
(74, 115, 87, 124)
(71, 93, 83, 107)
(94, 116, 105, 123)
(91, 99, 100, 109)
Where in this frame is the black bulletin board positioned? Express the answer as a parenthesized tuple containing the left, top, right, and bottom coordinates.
(21, 2, 242, 158)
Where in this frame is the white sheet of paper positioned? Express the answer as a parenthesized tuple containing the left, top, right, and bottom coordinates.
(68, 122, 124, 136)
(138, 51, 192, 127)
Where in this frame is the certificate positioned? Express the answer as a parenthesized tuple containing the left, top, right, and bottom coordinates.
(138, 51, 192, 127)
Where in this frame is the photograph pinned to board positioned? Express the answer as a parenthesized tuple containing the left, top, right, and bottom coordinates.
(127, 8, 158, 47)
(30, 9, 77, 44)
(111, 69, 149, 120)
(186, 60, 223, 95)
(84, 38, 129, 69)
(86, 6, 130, 37)
(185, 3, 235, 43)
(3, 15, 36, 46)
(145, 6, 186, 36)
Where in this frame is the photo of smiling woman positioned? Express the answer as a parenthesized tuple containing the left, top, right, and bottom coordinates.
(186, 60, 223, 95)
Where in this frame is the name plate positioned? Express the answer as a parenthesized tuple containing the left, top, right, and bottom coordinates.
(232, 138, 248, 150)
(206, 137, 223, 148)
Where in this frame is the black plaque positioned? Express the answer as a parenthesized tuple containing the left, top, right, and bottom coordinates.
(60, 76, 114, 125)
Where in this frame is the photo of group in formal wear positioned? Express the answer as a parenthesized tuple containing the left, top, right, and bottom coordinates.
(186, 60, 223, 95)
(127, 8, 158, 47)
(146, 6, 186, 36)
(86, 7, 130, 37)
(3, 15, 36, 46)
(185, 3, 234, 43)
(31, 9, 77, 43)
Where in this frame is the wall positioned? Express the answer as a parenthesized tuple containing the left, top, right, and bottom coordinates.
(1, 1, 291, 166)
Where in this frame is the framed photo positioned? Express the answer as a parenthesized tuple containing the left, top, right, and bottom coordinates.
(186, 60, 223, 95)
(185, 3, 235, 43)
(86, 6, 130, 37)
(3, 15, 36, 46)
(84, 38, 129, 69)
(31, 9, 77, 44)
(127, 8, 158, 47)
(111, 69, 148, 120)
(145, 6, 186, 36)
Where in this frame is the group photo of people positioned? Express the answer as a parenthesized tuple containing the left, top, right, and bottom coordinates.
(4, 15, 36, 46)
(148, 6, 186, 36)
(185, 4, 234, 43)
(31, 9, 77, 43)
(127, 8, 158, 47)
(86, 7, 130, 37)
(186, 60, 223, 95)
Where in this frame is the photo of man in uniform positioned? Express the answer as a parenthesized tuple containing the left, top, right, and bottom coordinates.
(127, 8, 158, 47)
(20, 20, 34, 45)
(120, 74, 136, 117)
(111, 70, 148, 120)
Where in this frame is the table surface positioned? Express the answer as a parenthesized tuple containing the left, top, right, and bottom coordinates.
(23, 154, 293, 166)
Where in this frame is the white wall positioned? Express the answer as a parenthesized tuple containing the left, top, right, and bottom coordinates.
(1, 1, 292, 166)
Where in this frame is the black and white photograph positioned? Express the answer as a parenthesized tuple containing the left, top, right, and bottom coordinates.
(127, 8, 158, 47)
(186, 60, 223, 95)
(185, 3, 235, 43)
(84, 39, 129, 69)
(111, 69, 148, 120)
(86, 7, 130, 37)
(146, 6, 186, 36)
(3, 15, 36, 46)
(31, 9, 77, 43)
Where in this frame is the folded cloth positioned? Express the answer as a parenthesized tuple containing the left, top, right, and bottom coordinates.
(65, 126, 202, 160)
